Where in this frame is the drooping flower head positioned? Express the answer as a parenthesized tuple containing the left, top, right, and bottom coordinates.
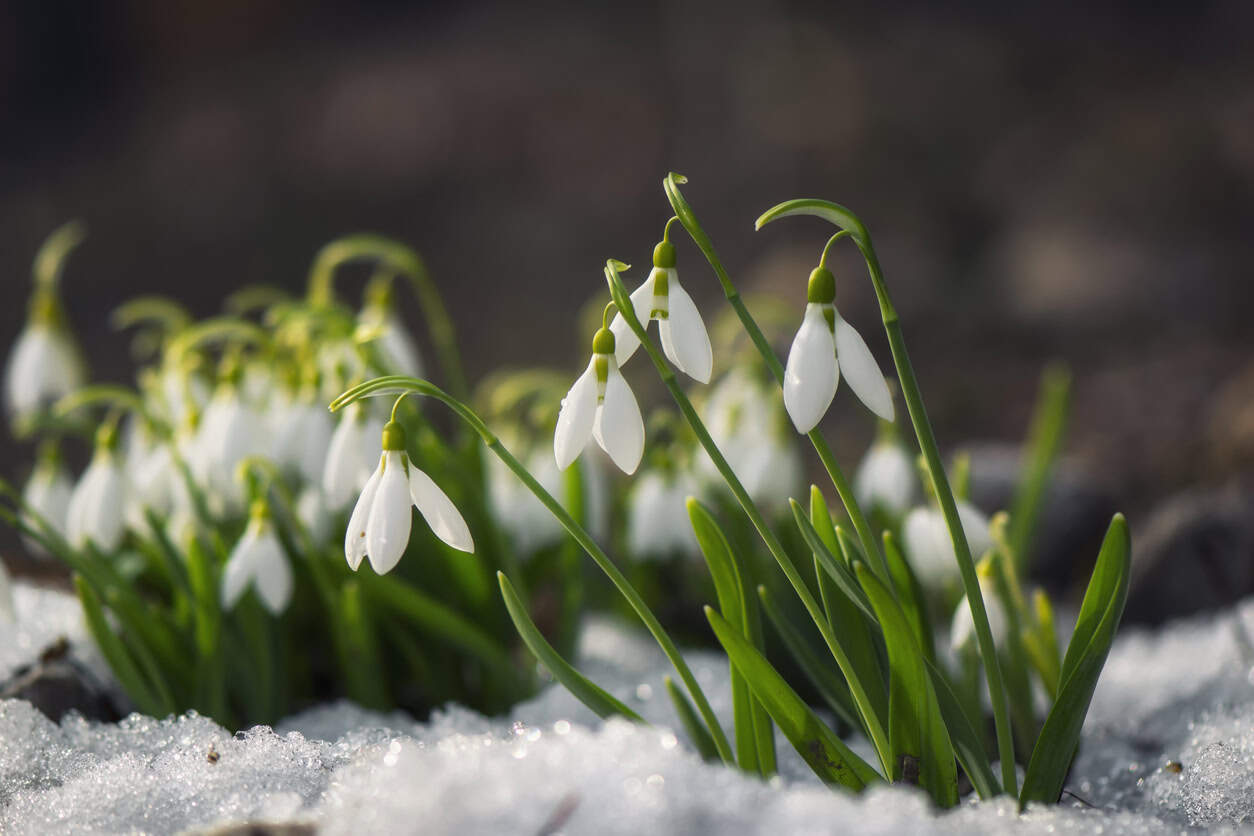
(323, 401, 388, 510)
(903, 499, 995, 595)
(358, 276, 424, 379)
(67, 422, 128, 553)
(553, 326, 645, 475)
(221, 499, 293, 615)
(854, 423, 916, 516)
(345, 419, 473, 574)
(782, 264, 894, 433)
(5, 288, 84, 425)
(21, 442, 74, 555)
(609, 230, 713, 383)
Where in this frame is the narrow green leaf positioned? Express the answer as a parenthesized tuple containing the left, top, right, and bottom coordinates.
(664, 675, 720, 761)
(74, 575, 162, 716)
(499, 572, 644, 723)
(1009, 364, 1070, 570)
(856, 563, 959, 807)
(923, 657, 1001, 799)
(791, 500, 874, 621)
(882, 531, 935, 663)
(687, 498, 764, 774)
(339, 580, 389, 711)
(1020, 514, 1131, 807)
(757, 584, 859, 729)
(705, 606, 882, 790)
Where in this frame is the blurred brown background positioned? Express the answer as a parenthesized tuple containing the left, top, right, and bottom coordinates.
(3, 0, 1254, 618)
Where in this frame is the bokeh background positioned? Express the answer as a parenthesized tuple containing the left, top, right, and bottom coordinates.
(3, 0, 1254, 620)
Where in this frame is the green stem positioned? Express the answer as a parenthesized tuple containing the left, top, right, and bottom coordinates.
(606, 261, 893, 778)
(755, 197, 1019, 796)
(661, 174, 891, 586)
(331, 375, 735, 765)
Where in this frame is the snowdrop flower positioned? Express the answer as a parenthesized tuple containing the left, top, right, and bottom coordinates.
(272, 385, 334, 484)
(67, 425, 128, 552)
(20, 444, 73, 555)
(221, 500, 293, 615)
(554, 327, 645, 475)
(902, 500, 995, 593)
(359, 280, 423, 378)
(626, 469, 701, 559)
(698, 368, 800, 508)
(197, 379, 266, 514)
(854, 434, 916, 516)
(4, 291, 84, 422)
(323, 402, 387, 509)
(950, 570, 1010, 655)
(782, 265, 893, 433)
(345, 420, 473, 574)
(487, 439, 565, 556)
(609, 236, 712, 383)
(296, 485, 332, 544)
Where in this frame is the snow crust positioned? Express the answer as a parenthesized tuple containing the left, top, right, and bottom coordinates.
(2, 582, 1254, 834)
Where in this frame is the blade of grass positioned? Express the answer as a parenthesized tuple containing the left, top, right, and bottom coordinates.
(664, 675, 720, 761)
(1009, 365, 1070, 571)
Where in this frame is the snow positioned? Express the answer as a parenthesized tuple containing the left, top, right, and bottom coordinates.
(2, 583, 1254, 834)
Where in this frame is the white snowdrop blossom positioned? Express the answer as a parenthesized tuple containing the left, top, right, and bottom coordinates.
(609, 240, 712, 383)
(360, 308, 424, 378)
(950, 573, 1010, 655)
(345, 420, 473, 574)
(698, 368, 801, 508)
(296, 485, 332, 544)
(553, 327, 645, 475)
(221, 503, 293, 615)
(323, 403, 387, 509)
(854, 438, 916, 515)
(626, 469, 701, 559)
(487, 441, 565, 556)
(4, 316, 83, 421)
(20, 451, 73, 555)
(197, 383, 266, 514)
(782, 266, 893, 433)
(66, 428, 128, 553)
(902, 500, 995, 593)
(272, 388, 334, 484)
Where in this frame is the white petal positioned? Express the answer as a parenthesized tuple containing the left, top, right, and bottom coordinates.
(657, 273, 712, 383)
(410, 467, 474, 552)
(5, 326, 83, 418)
(221, 529, 260, 609)
(377, 313, 424, 377)
(23, 467, 73, 543)
(593, 366, 644, 474)
(344, 461, 383, 570)
(855, 443, 916, 514)
(68, 456, 127, 552)
(903, 508, 957, 591)
(608, 272, 657, 366)
(782, 304, 838, 433)
(958, 500, 994, 561)
(297, 404, 334, 484)
(251, 535, 293, 615)
(365, 452, 413, 574)
(553, 360, 599, 470)
(833, 313, 894, 422)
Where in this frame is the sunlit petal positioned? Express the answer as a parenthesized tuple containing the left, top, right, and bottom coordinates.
(609, 272, 657, 366)
(365, 452, 413, 574)
(782, 303, 838, 433)
(410, 466, 474, 553)
(593, 366, 644, 474)
(833, 312, 894, 422)
(553, 360, 599, 470)
(344, 460, 383, 570)
(658, 273, 712, 383)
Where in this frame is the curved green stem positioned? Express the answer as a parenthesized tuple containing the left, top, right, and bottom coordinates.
(331, 375, 735, 765)
(661, 174, 890, 585)
(307, 234, 468, 400)
(606, 261, 893, 778)
(33, 220, 87, 291)
(756, 198, 1018, 796)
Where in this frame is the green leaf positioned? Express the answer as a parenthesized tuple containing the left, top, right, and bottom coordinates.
(1020, 514, 1131, 807)
(499, 572, 643, 722)
(791, 500, 874, 621)
(856, 563, 958, 807)
(882, 531, 935, 663)
(1009, 365, 1070, 570)
(923, 657, 1001, 799)
(664, 676, 720, 761)
(688, 498, 769, 775)
(74, 575, 164, 716)
(338, 580, 389, 711)
(705, 606, 882, 790)
(757, 584, 859, 729)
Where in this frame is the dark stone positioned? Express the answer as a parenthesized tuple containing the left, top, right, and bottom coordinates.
(0, 636, 124, 723)
(1123, 481, 1254, 625)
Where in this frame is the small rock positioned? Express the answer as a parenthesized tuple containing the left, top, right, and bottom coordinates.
(0, 637, 123, 723)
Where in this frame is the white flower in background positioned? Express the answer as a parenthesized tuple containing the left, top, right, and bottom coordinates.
(4, 295, 84, 421)
(297, 485, 332, 544)
(698, 367, 801, 508)
(272, 387, 334, 484)
(487, 441, 565, 556)
(950, 572, 1010, 655)
(359, 281, 423, 378)
(157, 359, 209, 426)
(317, 340, 366, 401)
(20, 446, 73, 555)
(854, 436, 916, 515)
(902, 500, 995, 593)
(609, 239, 712, 383)
(67, 426, 128, 552)
(626, 469, 701, 559)
(221, 502, 293, 615)
(197, 381, 266, 514)
(323, 402, 387, 509)
(123, 421, 178, 533)
(345, 420, 473, 574)
(782, 265, 893, 433)
(554, 327, 645, 475)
